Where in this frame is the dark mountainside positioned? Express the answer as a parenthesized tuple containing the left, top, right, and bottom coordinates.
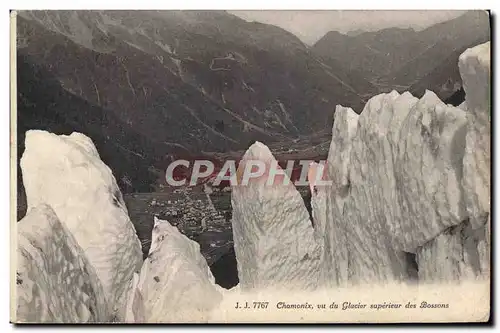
(444, 87, 466, 106)
(312, 11, 490, 101)
(16, 54, 163, 218)
(408, 49, 467, 99)
(16, 11, 367, 148)
(15, 10, 490, 290)
(314, 27, 423, 81)
(16, 10, 490, 209)
(16, 10, 373, 199)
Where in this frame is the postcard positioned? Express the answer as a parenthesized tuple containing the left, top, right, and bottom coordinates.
(11, 9, 491, 323)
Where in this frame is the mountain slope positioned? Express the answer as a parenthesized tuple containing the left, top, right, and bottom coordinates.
(312, 27, 425, 81)
(312, 10, 490, 91)
(17, 10, 367, 152)
(388, 11, 490, 87)
(17, 54, 163, 195)
(408, 48, 465, 99)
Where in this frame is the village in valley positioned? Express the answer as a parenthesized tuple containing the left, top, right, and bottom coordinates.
(124, 182, 234, 265)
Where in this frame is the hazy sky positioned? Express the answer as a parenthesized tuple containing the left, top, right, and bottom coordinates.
(229, 10, 467, 45)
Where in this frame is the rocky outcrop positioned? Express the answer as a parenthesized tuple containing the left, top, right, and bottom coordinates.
(16, 204, 108, 323)
(20, 130, 143, 320)
(135, 217, 222, 322)
(231, 142, 322, 291)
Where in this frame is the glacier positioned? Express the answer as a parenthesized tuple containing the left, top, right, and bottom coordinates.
(231, 42, 490, 286)
(231, 142, 322, 291)
(14, 42, 490, 323)
(20, 130, 143, 320)
(459, 41, 491, 272)
(16, 204, 108, 322)
(320, 90, 472, 284)
(133, 216, 222, 322)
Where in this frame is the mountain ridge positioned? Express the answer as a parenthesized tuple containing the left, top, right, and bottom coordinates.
(312, 10, 490, 101)
(16, 10, 490, 195)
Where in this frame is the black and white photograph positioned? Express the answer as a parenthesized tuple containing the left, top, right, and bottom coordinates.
(10, 9, 491, 323)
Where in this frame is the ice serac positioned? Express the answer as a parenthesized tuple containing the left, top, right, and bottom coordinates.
(323, 84, 482, 283)
(123, 273, 145, 323)
(16, 204, 108, 323)
(136, 217, 222, 322)
(459, 42, 491, 229)
(416, 219, 486, 281)
(309, 161, 328, 236)
(320, 105, 359, 286)
(326, 93, 419, 284)
(231, 142, 322, 291)
(458, 41, 491, 274)
(320, 41, 492, 283)
(20, 130, 143, 320)
(413, 42, 491, 282)
(308, 161, 330, 285)
(396, 91, 468, 250)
